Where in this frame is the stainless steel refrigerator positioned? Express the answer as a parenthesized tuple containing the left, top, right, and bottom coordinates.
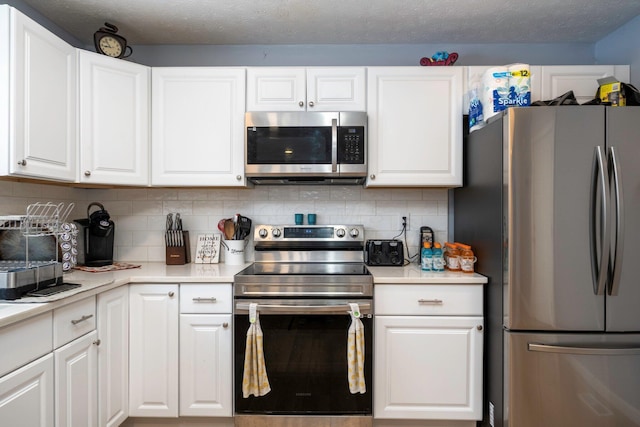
(453, 106, 640, 427)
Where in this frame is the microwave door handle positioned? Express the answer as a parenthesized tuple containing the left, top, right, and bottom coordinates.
(331, 118, 338, 172)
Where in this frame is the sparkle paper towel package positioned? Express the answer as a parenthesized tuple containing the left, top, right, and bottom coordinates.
(482, 64, 531, 124)
(482, 66, 510, 122)
(468, 74, 485, 133)
(507, 63, 531, 107)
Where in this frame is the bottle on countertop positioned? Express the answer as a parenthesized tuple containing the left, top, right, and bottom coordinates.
(444, 242, 461, 271)
(432, 242, 445, 272)
(458, 243, 477, 273)
(421, 241, 433, 271)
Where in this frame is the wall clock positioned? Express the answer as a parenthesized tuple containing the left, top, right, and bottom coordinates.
(93, 22, 132, 59)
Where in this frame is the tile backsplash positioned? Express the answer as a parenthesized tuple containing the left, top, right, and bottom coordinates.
(0, 180, 449, 264)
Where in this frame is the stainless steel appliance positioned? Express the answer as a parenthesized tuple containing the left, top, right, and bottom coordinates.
(0, 202, 74, 300)
(245, 112, 367, 184)
(454, 106, 640, 427)
(234, 224, 372, 417)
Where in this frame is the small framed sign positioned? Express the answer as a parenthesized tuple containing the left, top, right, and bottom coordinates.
(195, 233, 221, 264)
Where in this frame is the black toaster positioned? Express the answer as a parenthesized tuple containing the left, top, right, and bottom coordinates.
(365, 239, 404, 266)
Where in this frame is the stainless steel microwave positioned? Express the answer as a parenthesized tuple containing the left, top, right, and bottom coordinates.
(245, 111, 367, 185)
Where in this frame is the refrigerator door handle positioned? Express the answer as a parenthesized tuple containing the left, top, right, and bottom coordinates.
(608, 146, 624, 296)
(590, 146, 611, 296)
(529, 343, 640, 356)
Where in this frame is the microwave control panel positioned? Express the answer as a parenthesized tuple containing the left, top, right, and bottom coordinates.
(338, 126, 365, 164)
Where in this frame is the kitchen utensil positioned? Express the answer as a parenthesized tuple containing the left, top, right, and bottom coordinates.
(237, 215, 252, 240)
(218, 219, 226, 234)
(224, 219, 235, 240)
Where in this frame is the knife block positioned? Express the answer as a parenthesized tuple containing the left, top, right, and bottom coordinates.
(165, 231, 191, 265)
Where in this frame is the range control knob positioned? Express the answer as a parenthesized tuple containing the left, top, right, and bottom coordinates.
(349, 228, 360, 238)
(272, 228, 282, 238)
(258, 228, 268, 239)
(336, 228, 346, 238)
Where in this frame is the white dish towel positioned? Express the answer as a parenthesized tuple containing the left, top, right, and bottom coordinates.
(242, 303, 271, 398)
(347, 302, 366, 394)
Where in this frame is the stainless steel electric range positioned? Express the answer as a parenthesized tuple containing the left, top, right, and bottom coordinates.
(233, 224, 373, 417)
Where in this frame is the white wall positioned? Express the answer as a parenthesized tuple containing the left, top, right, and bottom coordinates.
(595, 15, 640, 87)
(0, 181, 448, 264)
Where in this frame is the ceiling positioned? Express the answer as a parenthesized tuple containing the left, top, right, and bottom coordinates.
(20, 0, 640, 46)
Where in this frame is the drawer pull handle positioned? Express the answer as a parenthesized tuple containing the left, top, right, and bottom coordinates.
(192, 297, 217, 302)
(418, 299, 443, 305)
(71, 314, 93, 325)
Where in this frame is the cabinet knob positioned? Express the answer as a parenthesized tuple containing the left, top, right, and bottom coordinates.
(477, 325, 483, 331)
(236, 175, 242, 181)
(298, 101, 304, 107)
(223, 322, 229, 328)
(168, 291, 175, 297)
(84, 170, 91, 177)
(17, 159, 27, 166)
(369, 174, 375, 180)
(308, 101, 314, 107)
(93, 339, 101, 346)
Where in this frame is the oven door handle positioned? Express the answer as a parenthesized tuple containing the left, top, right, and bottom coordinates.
(235, 301, 371, 315)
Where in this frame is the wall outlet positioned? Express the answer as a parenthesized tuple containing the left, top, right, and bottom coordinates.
(399, 214, 410, 231)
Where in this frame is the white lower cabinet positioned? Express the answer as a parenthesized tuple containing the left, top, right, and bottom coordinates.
(54, 330, 99, 427)
(129, 284, 179, 417)
(179, 314, 232, 416)
(97, 286, 129, 427)
(179, 284, 233, 417)
(0, 353, 54, 427)
(374, 284, 483, 421)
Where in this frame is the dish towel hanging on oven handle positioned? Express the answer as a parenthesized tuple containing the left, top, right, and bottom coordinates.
(242, 303, 271, 398)
(347, 302, 366, 394)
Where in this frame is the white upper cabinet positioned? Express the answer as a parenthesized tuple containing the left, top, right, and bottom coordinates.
(247, 67, 366, 111)
(151, 67, 246, 186)
(540, 65, 630, 104)
(78, 51, 150, 186)
(0, 5, 76, 181)
(366, 67, 463, 187)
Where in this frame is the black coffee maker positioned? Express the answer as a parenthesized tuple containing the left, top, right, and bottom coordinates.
(75, 202, 115, 267)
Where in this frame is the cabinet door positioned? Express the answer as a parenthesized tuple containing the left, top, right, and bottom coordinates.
(246, 67, 306, 111)
(540, 65, 630, 104)
(306, 67, 366, 111)
(179, 314, 232, 416)
(0, 353, 54, 427)
(97, 286, 129, 427)
(152, 67, 246, 186)
(54, 330, 98, 427)
(8, 8, 76, 181)
(366, 67, 463, 187)
(374, 316, 483, 420)
(78, 51, 149, 185)
(129, 284, 179, 417)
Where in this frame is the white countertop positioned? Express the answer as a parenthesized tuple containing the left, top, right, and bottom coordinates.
(368, 263, 487, 284)
(0, 262, 485, 328)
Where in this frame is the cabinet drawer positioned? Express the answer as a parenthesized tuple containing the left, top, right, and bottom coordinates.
(180, 284, 232, 313)
(53, 296, 96, 348)
(375, 284, 482, 316)
(0, 312, 53, 377)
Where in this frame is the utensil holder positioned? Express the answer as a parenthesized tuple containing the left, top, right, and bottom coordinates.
(165, 231, 191, 265)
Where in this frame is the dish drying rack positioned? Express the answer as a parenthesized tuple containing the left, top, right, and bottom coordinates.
(0, 202, 75, 300)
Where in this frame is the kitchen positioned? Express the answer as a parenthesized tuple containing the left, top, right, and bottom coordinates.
(1, 1, 640, 427)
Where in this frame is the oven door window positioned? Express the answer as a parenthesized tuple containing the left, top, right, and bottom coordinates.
(234, 313, 372, 415)
(247, 127, 332, 165)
